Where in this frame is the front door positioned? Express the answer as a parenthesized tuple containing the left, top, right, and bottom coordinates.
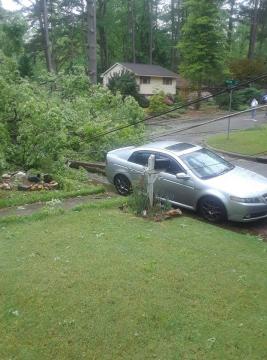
(154, 154, 195, 208)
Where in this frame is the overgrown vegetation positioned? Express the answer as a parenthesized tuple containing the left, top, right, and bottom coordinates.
(107, 70, 149, 108)
(147, 91, 170, 115)
(0, 54, 144, 176)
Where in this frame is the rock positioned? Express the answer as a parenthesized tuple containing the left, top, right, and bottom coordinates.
(17, 184, 31, 191)
(165, 209, 182, 217)
(43, 174, 53, 183)
(44, 181, 58, 190)
(13, 171, 27, 183)
(2, 173, 11, 181)
(0, 182, 12, 190)
(27, 174, 41, 183)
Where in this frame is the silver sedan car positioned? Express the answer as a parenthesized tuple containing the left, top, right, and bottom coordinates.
(106, 141, 267, 222)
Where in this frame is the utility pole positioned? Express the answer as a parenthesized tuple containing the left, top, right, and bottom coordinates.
(86, 0, 97, 83)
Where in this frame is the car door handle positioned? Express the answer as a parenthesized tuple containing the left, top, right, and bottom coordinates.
(129, 168, 144, 175)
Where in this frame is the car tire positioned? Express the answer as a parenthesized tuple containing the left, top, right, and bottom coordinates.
(198, 196, 227, 223)
(114, 174, 132, 196)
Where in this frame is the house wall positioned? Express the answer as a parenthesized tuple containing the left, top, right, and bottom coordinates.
(102, 65, 177, 96)
(102, 64, 125, 86)
(137, 76, 176, 96)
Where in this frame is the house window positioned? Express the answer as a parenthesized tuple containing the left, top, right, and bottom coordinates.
(140, 76, 151, 84)
(163, 78, 172, 85)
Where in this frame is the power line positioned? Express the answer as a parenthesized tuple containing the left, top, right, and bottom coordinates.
(148, 104, 267, 141)
(89, 72, 267, 141)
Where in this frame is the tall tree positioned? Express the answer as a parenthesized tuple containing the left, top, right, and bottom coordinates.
(86, 0, 97, 83)
(42, 0, 53, 72)
(226, 0, 236, 50)
(170, 0, 181, 71)
(179, 0, 226, 108)
(127, 0, 136, 62)
(248, 0, 260, 59)
(97, 0, 109, 71)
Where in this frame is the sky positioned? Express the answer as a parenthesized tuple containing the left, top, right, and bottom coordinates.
(2, 0, 31, 11)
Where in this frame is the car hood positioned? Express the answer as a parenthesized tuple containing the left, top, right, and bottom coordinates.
(206, 166, 267, 197)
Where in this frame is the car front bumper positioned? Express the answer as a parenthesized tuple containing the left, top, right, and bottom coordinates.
(227, 201, 267, 222)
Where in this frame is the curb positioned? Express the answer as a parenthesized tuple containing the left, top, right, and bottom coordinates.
(204, 143, 267, 164)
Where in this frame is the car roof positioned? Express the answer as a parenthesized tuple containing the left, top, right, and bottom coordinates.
(135, 141, 202, 156)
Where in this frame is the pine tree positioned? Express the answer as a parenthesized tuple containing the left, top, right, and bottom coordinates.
(179, 0, 226, 107)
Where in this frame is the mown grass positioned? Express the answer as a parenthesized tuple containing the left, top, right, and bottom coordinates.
(207, 125, 267, 155)
(0, 199, 266, 359)
(0, 185, 105, 209)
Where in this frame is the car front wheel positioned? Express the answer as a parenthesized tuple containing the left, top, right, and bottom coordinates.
(114, 174, 132, 196)
(198, 196, 227, 223)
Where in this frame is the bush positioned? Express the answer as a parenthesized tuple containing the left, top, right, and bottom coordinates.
(0, 124, 10, 172)
(127, 186, 150, 216)
(215, 87, 263, 110)
(54, 166, 89, 191)
(147, 91, 169, 115)
(107, 70, 148, 108)
(0, 57, 145, 172)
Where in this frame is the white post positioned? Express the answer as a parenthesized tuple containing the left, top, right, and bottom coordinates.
(146, 154, 157, 207)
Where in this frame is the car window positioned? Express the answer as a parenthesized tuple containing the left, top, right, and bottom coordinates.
(128, 151, 152, 166)
(155, 154, 183, 175)
(181, 149, 234, 179)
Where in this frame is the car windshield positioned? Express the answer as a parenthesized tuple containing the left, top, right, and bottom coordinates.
(180, 149, 234, 179)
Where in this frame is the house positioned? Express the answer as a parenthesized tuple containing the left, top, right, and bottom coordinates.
(101, 62, 182, 96)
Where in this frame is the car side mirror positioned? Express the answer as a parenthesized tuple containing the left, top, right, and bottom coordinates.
(176, 172, 190, 180)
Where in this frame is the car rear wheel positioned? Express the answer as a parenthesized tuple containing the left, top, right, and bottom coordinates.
(114, 175, 132, 196)
(199, 196, 226, 223)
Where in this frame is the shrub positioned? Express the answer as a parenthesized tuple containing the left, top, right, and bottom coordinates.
(107, 70, 148, 108)
(127, 186, 150, 216)
(147, 91, 169, 115)
(54, 166, 89, 191)
(0, 123, 11, 173)
(215, 87, 263, 110)
(0, 57, 145, 172)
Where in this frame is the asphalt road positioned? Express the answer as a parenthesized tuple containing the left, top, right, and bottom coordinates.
(147, 109, 267, 177)
(147, 109, 267, 238)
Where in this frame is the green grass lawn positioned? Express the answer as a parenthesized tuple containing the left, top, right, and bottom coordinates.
(0, 199, 266, 359)
(0, 185, 105, 209)
(207, 125, 267, 155)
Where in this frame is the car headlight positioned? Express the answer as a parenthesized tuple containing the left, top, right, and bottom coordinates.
(230, 196, 261, 203)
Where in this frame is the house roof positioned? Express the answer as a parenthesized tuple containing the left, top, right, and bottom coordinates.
(101, 62, 179, 78)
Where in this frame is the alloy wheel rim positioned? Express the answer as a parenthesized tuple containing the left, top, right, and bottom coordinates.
(202, 200, 223, 221)
(115, 177, 129, 195)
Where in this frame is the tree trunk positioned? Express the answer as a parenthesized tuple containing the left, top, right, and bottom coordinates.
(227, 0, 235, 50)
(86, 0, 97, 83)
(128, 0, 136, 63)
(98, 0, 108, 72)
(171, 0, 180, 72)
(42, 0, 53, 72)
(148, 0, 153, 64)
(248, 0, 260, 59)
